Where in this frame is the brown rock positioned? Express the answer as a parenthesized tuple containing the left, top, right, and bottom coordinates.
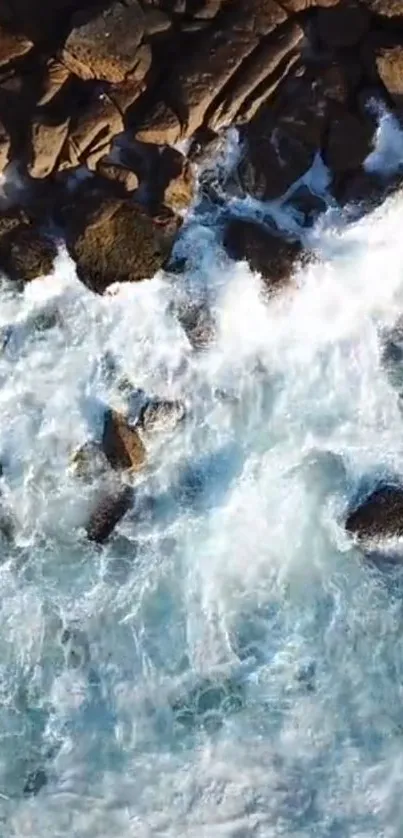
(96, 159, 139, 192)
(346, 486, 403, 541)
(375, 45, 403, 107)
(70, 440, 111, 482)
(0, 210, 57, 282)
(28, 117, 70, 178)
(236, 0, 287, 36)
(324, 107, 374, 173)
(58, 95, 123, 172)
(63, 1, 146, 83)
(154, 147, 194, 212)
(135, 101, 182, 145)
(223, 217, 303, 290)
(280, 0, 338, 7)
(0, 23, 32, 66)
(359, 0, 403, 16)
(37, 59, 70, 106)
(86, 483, 133, 543)
(108, 45, 152, 114)
(0, 117, 10, 173)
(316, 1, 370, 48)
(209, 21, 303, 131)
(64, 195, 180, 293)
(102, 409, 146, 472)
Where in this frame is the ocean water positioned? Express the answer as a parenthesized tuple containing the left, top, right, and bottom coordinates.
(1, 117, 403, 837)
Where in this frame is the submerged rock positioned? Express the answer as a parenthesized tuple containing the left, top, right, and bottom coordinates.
(138, 398, 186, 435)
(102, 409, 146, 472)
(23, 767, 47, 797)
(70, 440, 110, 482)
(223, 217, 303, 291)
(86, 483, 134, 544)
(346, 485, 403, 541)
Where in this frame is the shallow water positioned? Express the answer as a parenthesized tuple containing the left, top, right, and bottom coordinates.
(2, 124, 403, 836)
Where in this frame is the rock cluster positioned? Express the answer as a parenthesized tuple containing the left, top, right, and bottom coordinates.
(0, 0, 402, 287)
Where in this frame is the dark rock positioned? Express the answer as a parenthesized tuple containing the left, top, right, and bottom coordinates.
(333, 168, 403, 210)
(102, 409, 146, 472)
(324, 106, 374, 173)
(285, 184, 327, 226)
(346, 485, 403, 541)
(239, 73, 327, 200)
(23, 767, 47, 797)
(62, 193, 181, 293)
(63, 1, 146, 83)
(86, 483, 134, 543)
(0, 210, 57, 282)
(316, 1, 370, 49)
(153, 146, 195, 213)
(58, 94, 124, 173)
(223, 218, 303, 290)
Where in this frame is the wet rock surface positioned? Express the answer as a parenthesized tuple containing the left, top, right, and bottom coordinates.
(223, 217, 303, 290)
(346, 486, 403, 541)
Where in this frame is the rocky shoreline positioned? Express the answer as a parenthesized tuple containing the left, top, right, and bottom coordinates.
(2, 0, 403, 547)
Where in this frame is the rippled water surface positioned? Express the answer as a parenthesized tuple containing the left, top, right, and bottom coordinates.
(2, 125, 403, 836)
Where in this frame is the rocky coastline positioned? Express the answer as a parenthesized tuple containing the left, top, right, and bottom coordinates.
(2, 0, 403, 546)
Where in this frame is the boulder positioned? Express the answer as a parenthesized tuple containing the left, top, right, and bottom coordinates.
(102, 408, 146, 471)
(209, 20, 303, 131)
(223, 217, 303, 290)
(96, 159, 139, 193)
(359, 0, 403, 16)
(63, 1, 146, 83)
(346, 486, 403, 540)
(239, 74, 327, 200)
(316, 1, 370, 48)
(58, 95, 124, 172)
(86, 483, 134, 543)
(28, 116, 70, 178)
(0, 23, 32, 66)
(0, 209, 57, 282)
(138, 398, 186, 434)
(63, 193, 180, 293)
(0, 117, 10, 173)
(374, 46, 403, 108)
(323, 107, 374, 173)
(151, 146, 194, 213)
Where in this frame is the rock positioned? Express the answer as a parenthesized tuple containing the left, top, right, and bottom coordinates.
(316, 1, 370, 49)
(332, 168, 401, 210)
(28, 117, 70, 178)
(70, 440, 111, 482)
(152, 146, 195, 213)
(58, 95, 124, 172)
(137, 28, 259, 143)
(239, 74, 327, 200)
(223, 217, 303, 290)
(374, 46, 403, 108)
(135, 101, 182, 146)
(102, 409, 146, 472)
(0, 23, 32, 66)
(138, 398, 186, 434)
(280, 0, 339, 8)
(96, 159, 139, 193)
(346, 486, 403, 540)
(23, 767, 47, 797)
(63, 1, 146, 83)
(37, 58, 71, 106)
(209, 21, 303, 131)
(285, 184, 327, 226)
(0, 210, 57, 282)
(0, 118, 10, 173)
(86, 483, 134, 543)
(177, 301, 216, 350)
(63, 194, 180, 293)
(359, 0, 403, 16)
(324, 107, 374, 173)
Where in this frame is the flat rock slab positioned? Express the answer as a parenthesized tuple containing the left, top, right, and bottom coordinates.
(346, 486, 403, 541)
(63, 1, 146, 83)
